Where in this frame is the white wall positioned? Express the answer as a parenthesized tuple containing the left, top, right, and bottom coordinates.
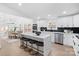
(0, 12, 33, 25)
(0, 4, 33, 27)
(0, 12, 33, 33)
(0, 4, 33, 33)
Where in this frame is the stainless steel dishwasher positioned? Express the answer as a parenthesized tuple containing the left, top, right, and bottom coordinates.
(54, 32, 63, 45)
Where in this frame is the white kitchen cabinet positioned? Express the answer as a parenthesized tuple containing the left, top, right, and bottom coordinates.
(56, 18, 63, 27)
(73, 14, 79, 27)
(60, 17, 68, 27)
(51, 32, 55, 43)
(63, 33, 73, 46)
(56, 16, 73, 27)
(65, 16, 73, 27)
(37, 20, 48, 27)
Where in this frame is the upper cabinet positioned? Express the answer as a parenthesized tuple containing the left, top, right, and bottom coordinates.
(73, 14, 79, 27)
(37, 14, 79, 28)
(56, 17, 64, 27)
(56, 16, 73, 27)
(65, 16, 73, 27)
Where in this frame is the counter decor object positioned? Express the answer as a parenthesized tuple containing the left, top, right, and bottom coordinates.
(48, 20, 57, 30)
(48, 22, 53, 30)
(35, 31, 41, 36)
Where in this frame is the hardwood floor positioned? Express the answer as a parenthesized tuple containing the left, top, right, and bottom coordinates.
(0, 37, 75, 56)
(50, 44, 75, 56)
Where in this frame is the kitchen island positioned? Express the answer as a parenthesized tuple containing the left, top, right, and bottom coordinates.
(20, 32, 51, 56)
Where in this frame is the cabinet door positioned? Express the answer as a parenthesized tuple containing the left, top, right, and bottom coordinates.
(51, 32, 55, 43)
(65, 17, 73, 27)
(64, 34, 73, 46)
(56, 16, 73, 27)
(56, 18, 66, 27)
(73, 14, 79, 27)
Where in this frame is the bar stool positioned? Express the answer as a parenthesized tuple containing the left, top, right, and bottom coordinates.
(20, 37, 30, 49)
(23, 38, 33, 52)
(23, 37, 30, 48)
(28, 39, 37, 55)
(35, 41, 44, 56)
(20, 37, 25, 49)
(20, 37, 37, 55)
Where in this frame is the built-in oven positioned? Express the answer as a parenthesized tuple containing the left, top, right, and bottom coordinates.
(32, 24, 37, 33)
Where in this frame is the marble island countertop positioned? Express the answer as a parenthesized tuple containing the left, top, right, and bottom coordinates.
(21, 32, 51, 42)
(21, 32, 50, 38)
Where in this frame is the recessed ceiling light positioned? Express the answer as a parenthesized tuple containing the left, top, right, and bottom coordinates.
(18, 3, 22, 6)
(63, 11, 66, 14)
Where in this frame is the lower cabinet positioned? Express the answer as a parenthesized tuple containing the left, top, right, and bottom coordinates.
(51, 32, 63, 43)
(51, 32, 73, 46)
(51, 32, 55, 43)
(51, 32, 74, 47)
(63, 33, 73, 46)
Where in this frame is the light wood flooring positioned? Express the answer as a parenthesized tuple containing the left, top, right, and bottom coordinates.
(0, 37, 75, 56)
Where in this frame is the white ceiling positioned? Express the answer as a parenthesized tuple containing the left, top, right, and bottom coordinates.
(1, 3, 79, 19)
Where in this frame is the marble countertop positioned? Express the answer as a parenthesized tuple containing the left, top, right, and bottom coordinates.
(21, 32, 50, 38)
(21, 32, 51, 42)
